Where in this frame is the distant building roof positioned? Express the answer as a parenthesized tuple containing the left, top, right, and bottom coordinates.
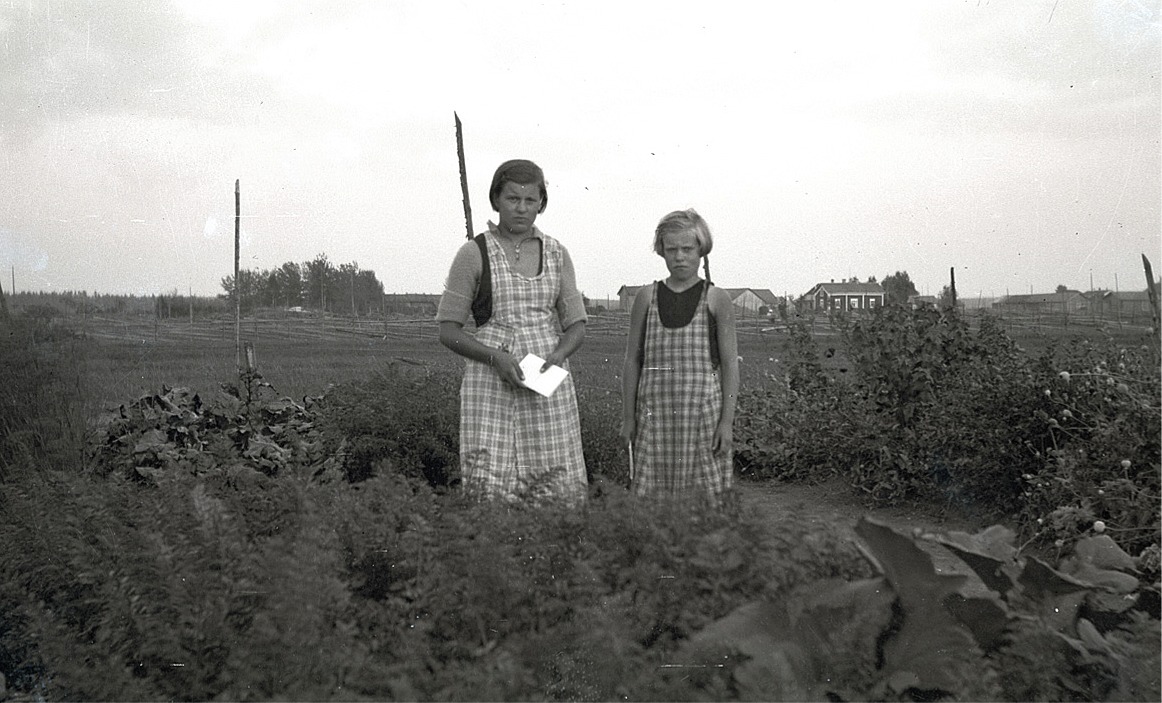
(809, 281, 885, 295)
(617, 285, 647, 296)
(1110, 290, 1150, 301)
(999, 291, 1083, 304)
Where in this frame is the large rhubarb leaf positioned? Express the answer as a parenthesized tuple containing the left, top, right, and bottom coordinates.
(855, 517, 982, 698)
(932, 524, 1021, 595)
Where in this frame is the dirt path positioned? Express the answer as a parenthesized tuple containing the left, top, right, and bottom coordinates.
(737, 477, 1002, 585)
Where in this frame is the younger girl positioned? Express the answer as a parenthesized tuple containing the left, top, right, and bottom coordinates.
(620, 209, 739, 503)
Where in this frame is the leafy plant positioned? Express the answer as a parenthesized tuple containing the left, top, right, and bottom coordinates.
(316, 362, 460, 485)
(676, 517, 1160, 701)
(89, 372, 342, 484)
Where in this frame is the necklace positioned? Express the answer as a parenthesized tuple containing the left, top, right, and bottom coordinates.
(505, 234, 535, 262)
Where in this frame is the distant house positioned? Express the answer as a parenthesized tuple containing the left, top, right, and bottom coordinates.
(617, 284, 779, 315)
(995, 290, 1086, 316)
(382, 293, 441, 316)
(617, 285, 645, 312)
(1080, 290, 1153, 320)
(722, 288, 779, 316)
(960, 296, 999, 311)
(803, 280, 885, 312)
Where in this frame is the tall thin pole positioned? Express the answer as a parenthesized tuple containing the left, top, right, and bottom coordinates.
(949, 267, 957, 309)
(1143, 254, 1160, 333)
(455, 112, 473, 240)
(1115, 273, 1121, 326)
(1090, 269, 1096, 321)
(234, 179, 241, 370)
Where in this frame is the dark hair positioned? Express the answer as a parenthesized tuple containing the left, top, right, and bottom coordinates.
(489, 159, 548, 213)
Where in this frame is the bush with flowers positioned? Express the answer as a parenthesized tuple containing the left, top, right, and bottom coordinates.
(1019, 336, 1160, 559)
(736, 307, 1159, 571)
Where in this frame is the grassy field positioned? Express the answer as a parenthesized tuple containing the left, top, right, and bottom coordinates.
(75, 313, 816, 411)
(71, 309, 1156, 416)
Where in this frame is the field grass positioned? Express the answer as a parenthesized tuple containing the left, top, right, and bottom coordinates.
(76, 314, 810, 410)
(72, 310, 1156, 419)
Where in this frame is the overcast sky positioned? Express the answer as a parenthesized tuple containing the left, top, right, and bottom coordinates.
(2, 0, 1159, 302)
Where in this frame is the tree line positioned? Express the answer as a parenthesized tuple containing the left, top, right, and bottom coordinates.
(219, 254, 386, 316)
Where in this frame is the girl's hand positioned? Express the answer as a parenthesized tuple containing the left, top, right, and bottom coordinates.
(619, 417, 636, 447)
(541, 350, 565, 372)
(490, 352, 525, 388)
(712, 422, 733, 457)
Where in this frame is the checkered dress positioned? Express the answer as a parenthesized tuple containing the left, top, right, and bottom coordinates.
(459, 230, 587, 503)
(633, 282, 732, 501)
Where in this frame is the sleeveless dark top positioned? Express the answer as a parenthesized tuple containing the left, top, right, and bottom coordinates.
(655, 280, 720, 367)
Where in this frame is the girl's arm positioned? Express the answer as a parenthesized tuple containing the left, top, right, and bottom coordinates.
(545, 245, 587, 370)
(620, 285, 652, 447)
(543, 320, 585, 370)
(709, 286, 739, 455)
(438, 321, 525, 388)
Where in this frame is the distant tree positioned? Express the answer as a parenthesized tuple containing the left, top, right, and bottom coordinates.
(220, 255, 383, 314)
(275, 262, 304, 307)
(304, 253, 332, 310)
(219, 269, 263, 313)
(938, 285, 957, 309)
(1055, 284, 1068, 294)
(881, 271, 919, 306)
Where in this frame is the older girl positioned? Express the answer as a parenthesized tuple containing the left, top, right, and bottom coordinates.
(436, 159, 588, 503)
(620, 209, 739, 503)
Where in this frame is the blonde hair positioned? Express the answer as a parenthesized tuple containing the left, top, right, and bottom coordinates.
(653, 208, 713, 257)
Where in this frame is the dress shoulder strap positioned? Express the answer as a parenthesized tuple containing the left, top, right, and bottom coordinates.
(471, 233, 492, 327)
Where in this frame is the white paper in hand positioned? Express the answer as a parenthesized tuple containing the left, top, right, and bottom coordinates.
(518, 354, 569, 397)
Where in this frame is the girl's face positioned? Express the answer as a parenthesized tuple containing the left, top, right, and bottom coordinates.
(495, 181, 543, 237)
(660, 229, 701, 282)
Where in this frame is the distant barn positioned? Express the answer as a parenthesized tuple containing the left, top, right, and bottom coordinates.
(383, 293, 440, 317)
(617, 284, 783, 316)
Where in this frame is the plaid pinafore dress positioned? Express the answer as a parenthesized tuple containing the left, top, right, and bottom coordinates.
(634, 281, 732, 500)
(459, 229, 587, 502)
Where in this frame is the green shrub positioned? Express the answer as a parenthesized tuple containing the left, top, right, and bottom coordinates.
(1018, 336, 1161, 555)
(316, 362, 461, 485)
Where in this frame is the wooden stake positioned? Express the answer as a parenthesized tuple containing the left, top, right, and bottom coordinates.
(235, 179, 241, 370)
(949, 266, 957, 309)
(455, 112, 473, 240)
(1143, 254, 1160, 332)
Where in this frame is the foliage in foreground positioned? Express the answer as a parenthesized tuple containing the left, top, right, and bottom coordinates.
(679, 517, 1159, 701)
(2, 309, 1159, 700)
(0, 462, 872, 700)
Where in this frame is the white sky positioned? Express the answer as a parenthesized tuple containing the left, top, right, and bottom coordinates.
(1, 0, 1159, 301)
